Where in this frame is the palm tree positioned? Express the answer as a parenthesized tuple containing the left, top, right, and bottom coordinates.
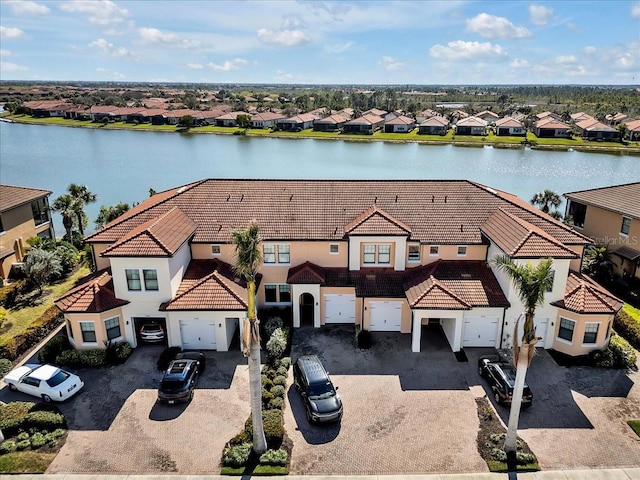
(491, 254, 555, 465)
(530, 189, 562, 214)
(51, 194, 76, 242)
(68, 183, 97, 236)
(231, 221, 267, 455)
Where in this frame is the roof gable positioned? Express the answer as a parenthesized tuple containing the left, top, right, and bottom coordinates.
(564, 182, 640, 220)
(552, 271, 622, 314)
(406, 275, 471, 309)
(55, 269, 129, 313)
(287, 261, 326, 284)
(344, 206, 412, 236)
(0, 184, 51, 212)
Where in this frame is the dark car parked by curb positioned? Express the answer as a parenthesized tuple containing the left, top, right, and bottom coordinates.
(293, 354, 343, 424)
(478, 354, 533, 406)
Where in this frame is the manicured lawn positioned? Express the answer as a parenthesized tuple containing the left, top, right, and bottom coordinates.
(628, 420, 640, 437)
(0, 452, 57, 473)
(0, 265, 90, 342)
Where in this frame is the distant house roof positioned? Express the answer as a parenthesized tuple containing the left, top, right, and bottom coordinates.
(535, 117, 570, 129)
(385, 115, 415, 126)
(456, 116, 488, 127)
(552, 271, 622, 314)
(564, 182, 640, 220)
(419, 116, 449, 127)
(476, 110, 500, 120)
(55, 269, 129, 313)
(345, 114, 384, 126)
(314, 114, 349, 125)
(364, 108, 388, 117)
(283, 113, 319, 123)
(0, 184, 51, 213)
(216, 111, 246, 120)
(576, 119, 617, 133)
(251, 112, 286, 122)
(495, 117, 524, 128)
(571, 112, 596, 123)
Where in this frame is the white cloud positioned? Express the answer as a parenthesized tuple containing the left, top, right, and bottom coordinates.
(0, 49, 12, 57)
(565, 22, 581, 33)
(632, 2, 640, 18)
(380, 56, 405, 71)
(528, 4, 553, 25)
(511, 58, 529, 68)
(186, 63, 203, 70)
(5, 0, 50, 15)
(430, 40, 507, 60)
(257, 28, 311, 46)
(554, 55, 577, 65)
(583, 46, 596, 54)
(324, 41, 354, 55)
(138, 27, 200, 49)
(208, 58, 248, 72)
(89, 38, 135, 58)
(60, 0, 129, 25)
(0, 26, 25, 39)
(274, 69, 294, 81)
(465, 13, 531, 39)
(0, 60, 27, 72)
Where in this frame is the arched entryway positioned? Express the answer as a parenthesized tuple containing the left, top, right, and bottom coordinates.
(299, 293, 315, 327)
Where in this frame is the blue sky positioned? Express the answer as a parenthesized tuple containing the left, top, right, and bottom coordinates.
(1, 0, 639, 84)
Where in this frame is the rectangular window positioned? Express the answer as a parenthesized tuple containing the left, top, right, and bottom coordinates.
(558, 317, 575, 342)
(278, 244, 290, 263)
(279, 284, 291, 303)
(330, 244, 339, 254)
(457, 245, 467, 256)
(265, 284, 277, 302)
(378, 244, 391, 264)
(429, 245, 439, 256)
(363, 244, 376, 264)
(30, 198, 49, 226)
(583, 323, 599, 344)
(211, 245, 221, 255)
(263, 244, 276, 263)
(143, 269, 158, 291)
(104, 317, 121, 340)
(547, 270, 555, 292)
(125, 269, 141, 291)
(408, 244, 421, 262)
(80, 321, 96, 343)
(568, 201, 587, 229)
(0, 215, 4, 234)
(621, 217, 631, 236)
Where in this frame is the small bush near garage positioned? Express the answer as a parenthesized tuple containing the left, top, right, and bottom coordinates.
(157, 346, 182, 371)
(590, 333, 637, 369)
(38, 333, 70, 364)
(105, 340, 133, 364)
(613, 306, 640, 350)
(55, 348, 105, 367)
(0, 357, 12, 377)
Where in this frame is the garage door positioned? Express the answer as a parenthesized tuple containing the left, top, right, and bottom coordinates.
(324, 294, 356, 324)
(369, 301, 402, 331)
(463, 316, 499, 347)
(517, 317, 549, 348)
(179, 319, 217, 350)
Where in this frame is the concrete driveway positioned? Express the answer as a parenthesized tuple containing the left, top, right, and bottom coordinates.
(285, 325, 640, 475)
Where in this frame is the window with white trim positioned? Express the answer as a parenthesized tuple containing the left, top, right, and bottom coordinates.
(363, 244, 392, 265)
(125, 269, 141, 291)
(126, 268, 158, 291)
(583, 322, 599, 344)
(330, 244, 339, 254)
(621, 217, 631, 236)
(429, 245, 439, 256)
(104, 317, 121, 341)
(263, 244, 290, 264)
(143, 269, 158, 291)
(211, 244, 221, 255)
(408, 244, 421, 262)
(264, 283, 291, 303)
(80, 321, 96, 343)
(558, 317, 575, 342)
(457, 245, 467, 256)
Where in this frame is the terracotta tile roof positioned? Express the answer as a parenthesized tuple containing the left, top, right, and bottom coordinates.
(284, 113, 319, 123)
(102, 207, 196, 257)
(314, 114, 349, 125)
(251, 112, 286, 122)
(364, 108, 387, 117)
(552, 271, 622, 314)
(0, 184, 51, 213)
(495, 117, 524, 128)
(626, 119, 640, 131)
(287, 261, 326, 284)
(385, 116, 415, 126)
(55, 269, 129, 313)
(344, 206, 412, 236)
(345, 114, 384, 126)
(576, 119, 617, 132)
(536, 118, 570, 129)
(160, 259, 248, 311)
(419, 116, 449, 126)
(456, 116, 488, 127)
(477, 110, 499, 119)
(405, 275, 471, 309)
(86, 179, 589, 248)
(481, 209, 579, 259)
(564, 182, 640, 220)
(570, 112, 596, 122)
(216, 111, 246, 120)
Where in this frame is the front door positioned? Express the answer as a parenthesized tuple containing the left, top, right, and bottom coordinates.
(299, 293, 314, 327)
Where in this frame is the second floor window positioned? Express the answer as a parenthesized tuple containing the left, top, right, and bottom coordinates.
(621, 217, 631, 236)
(457, 245, 467, 256)
(408, 244, 421, 262)
(143, 269, 158, 290)
(263, 244, 290, 264)
(126, 268, 158, 291)
(31, 198, 50, 226)
(363, 244, 391, 265)
(126, 269, 141, 291)
(80, 321, 96, 343)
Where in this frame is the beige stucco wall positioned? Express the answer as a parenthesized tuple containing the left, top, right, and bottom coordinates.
(551, 310, 614, 356)
(417, 244, 488, 265)
(361, 297, 412, 333)
(93, 243, 111, 271)
(65, 308, 125, 350)
(567, 244, 586, 272)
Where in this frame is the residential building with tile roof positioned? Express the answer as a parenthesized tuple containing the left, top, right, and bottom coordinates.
(56, 178, 619, 358)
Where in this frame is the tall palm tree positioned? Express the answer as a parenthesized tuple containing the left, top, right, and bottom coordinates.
(530, 189, 562, 215)
(68, 183, 97, 236)
(51, 194, 76, 242)
(231, 221, 267, 455)
(491, 255, 554, 464)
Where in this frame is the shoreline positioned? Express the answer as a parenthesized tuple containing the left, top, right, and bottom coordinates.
(3, 114, 639, 156)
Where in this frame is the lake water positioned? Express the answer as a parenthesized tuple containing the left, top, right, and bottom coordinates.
(1, 120, 639, 235)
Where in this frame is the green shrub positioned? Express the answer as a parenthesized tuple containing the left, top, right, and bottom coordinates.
(222, 442, 252, 467)
(0, 440, 16, 454)
(56, 348, 105, 367)
(279, 357, 291, 370)
(245, 409, 284, 449)
(157, 346, 182, 371)
(266, 328, 287, 360)
(259, 448, 288, 466)
(262, 376, 274, 391)
(517, 452, 536, 464)
(609, 334, 637, 367)
(0, 305, 63, 360)
(590, 348, 614, 368)
(0, 358, 12, 378)
(272, 375, 287, 386)
(228, 429, 250, 446)
(270, 385, 285, 398)
(0, 401, 34, 436)
(276, 365, 288, 376)
(24, 410, 65, 430)
(614, 310, 640, 350)
(262, 390, 274, 406)
(268, 397, 284, 410)
(16, 432, 29, 441)
(16, 439, 30, 451)
(39, 334, 71, 364)
(30, 432, 47, 449)
(263, 316, 284, 337)
(105, 341, 132, 365)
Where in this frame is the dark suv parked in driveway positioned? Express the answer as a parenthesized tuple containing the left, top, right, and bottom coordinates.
(478, 354, 533, 406)
(158, 358, 200, 404)
(293, 355, 343, 424)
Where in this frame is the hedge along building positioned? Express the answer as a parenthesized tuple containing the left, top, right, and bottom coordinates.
(55, 179, 622, 357)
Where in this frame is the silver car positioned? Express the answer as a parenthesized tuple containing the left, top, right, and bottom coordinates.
(139, 322, 165, 343)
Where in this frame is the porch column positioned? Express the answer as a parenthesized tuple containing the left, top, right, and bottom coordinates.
(411, 312, 422, 352)
(452, 312, 464, 352)
(291, 284, 301, 328)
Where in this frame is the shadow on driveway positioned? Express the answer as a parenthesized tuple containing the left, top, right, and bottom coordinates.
(286, 387, 341, 444)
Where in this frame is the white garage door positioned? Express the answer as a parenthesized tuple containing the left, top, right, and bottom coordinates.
(369, 301, 402, 331)
(463, 316, 499, 347)
(324, 294, 356, 324)
(179, 319, 217, 350)
(517, 317, 549, 348)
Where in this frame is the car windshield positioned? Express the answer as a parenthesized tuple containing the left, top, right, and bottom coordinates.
(46, 370, 70, 387)
(161, 380, 186, 391)
(143, 324, 161, 332)
(308, 382, 335, 399)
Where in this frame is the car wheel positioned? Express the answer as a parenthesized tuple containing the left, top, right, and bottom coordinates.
(8, 383, 17, 391)
(494, 392, 502, 405)
(42, 394, 52, 403)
